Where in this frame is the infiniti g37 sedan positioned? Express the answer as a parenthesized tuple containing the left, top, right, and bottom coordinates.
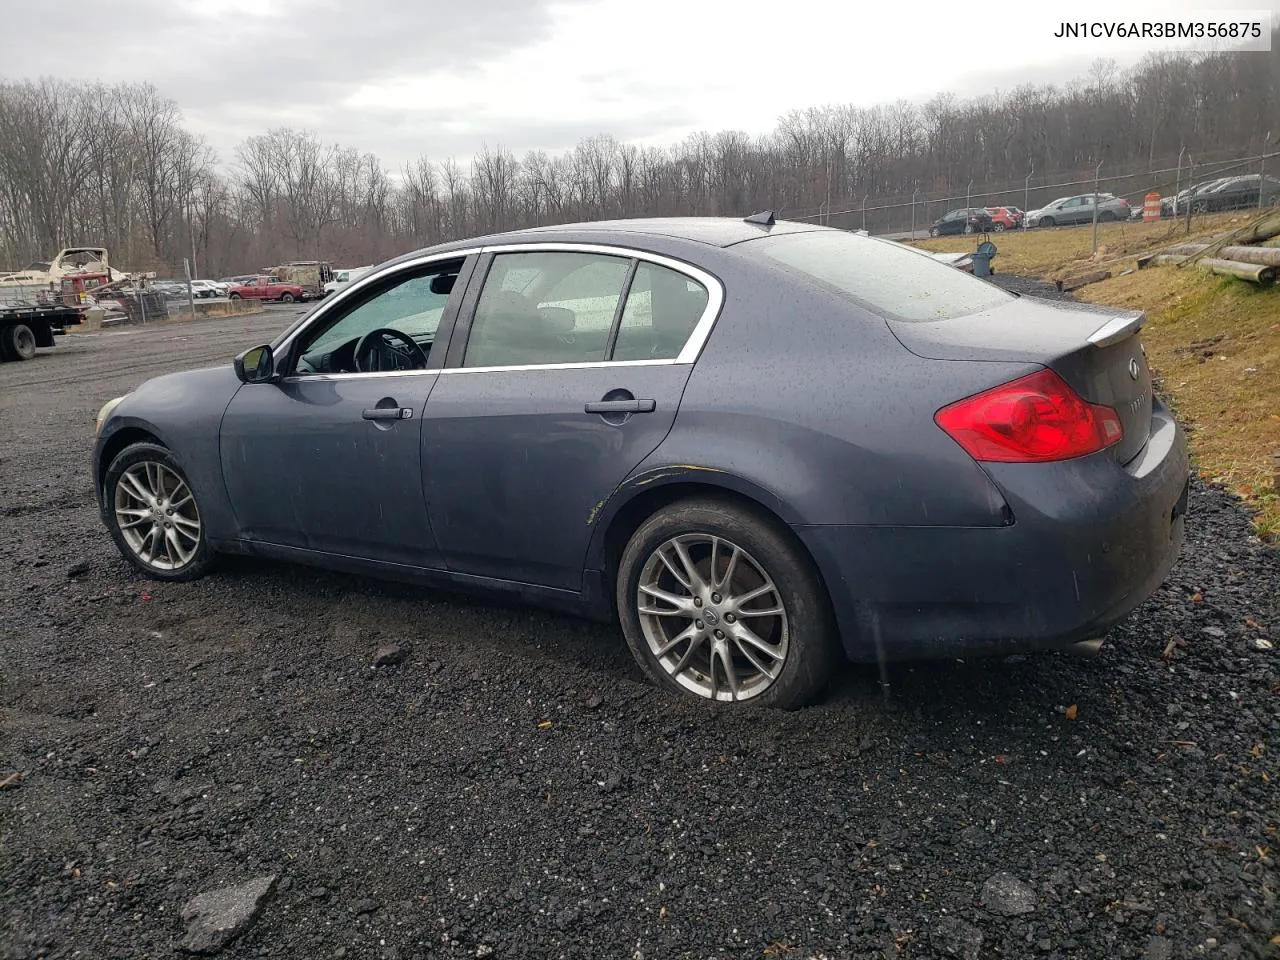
(93, 216, 1189, 708)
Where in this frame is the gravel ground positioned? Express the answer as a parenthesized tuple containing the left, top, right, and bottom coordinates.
(2, 294, 1277, 960)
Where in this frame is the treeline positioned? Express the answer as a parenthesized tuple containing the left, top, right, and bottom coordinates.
(1, 35, 1277, 277)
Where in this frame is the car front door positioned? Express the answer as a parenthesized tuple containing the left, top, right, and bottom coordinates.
(421, 246, 720, 591)
(218, 254, 474, 568)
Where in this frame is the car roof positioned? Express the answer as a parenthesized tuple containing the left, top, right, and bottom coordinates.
(395, 216, 829, 262)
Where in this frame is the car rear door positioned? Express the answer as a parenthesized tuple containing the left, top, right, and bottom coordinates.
(421, 244, 721, 591)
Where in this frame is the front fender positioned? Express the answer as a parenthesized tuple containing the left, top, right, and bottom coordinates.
(92, 365, 244, 542)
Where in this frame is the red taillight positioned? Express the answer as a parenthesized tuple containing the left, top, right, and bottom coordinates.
(935, 368, 1123, 463)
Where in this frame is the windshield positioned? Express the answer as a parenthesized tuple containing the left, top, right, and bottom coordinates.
(748, 230, 1014, 322)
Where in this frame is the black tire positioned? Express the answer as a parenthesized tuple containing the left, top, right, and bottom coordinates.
(1192, 200, 1208, 214)
(1099, 211, 1116, 222)
(993, 222, 1005, 232)
(929, 227, 939, 237)
(963, 223, 975, 234)
(102, 442, 214, 582)
(229, 292, 242, 300)
(616, 497, 838, 709)
(4, 323, 37, 361)
(280, 292, 295, 303)
(1041, 216, 1055, 227)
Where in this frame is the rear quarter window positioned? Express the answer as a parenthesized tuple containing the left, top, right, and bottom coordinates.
(749, 230, 1013, 322)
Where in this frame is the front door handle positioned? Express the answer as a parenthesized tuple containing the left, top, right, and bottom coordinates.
(584, 399, 656, 414)
(362, 407, 413, 421)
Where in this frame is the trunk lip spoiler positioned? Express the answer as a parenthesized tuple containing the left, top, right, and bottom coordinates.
(1088, 311, 1145, 348)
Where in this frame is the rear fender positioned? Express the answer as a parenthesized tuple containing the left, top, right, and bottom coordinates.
(581, 463, 798, 575)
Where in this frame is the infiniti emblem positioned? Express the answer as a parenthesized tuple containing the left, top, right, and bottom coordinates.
(1128, 357, 1140, 380)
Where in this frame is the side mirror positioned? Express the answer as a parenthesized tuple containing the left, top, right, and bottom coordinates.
(234, 344, 276, 384)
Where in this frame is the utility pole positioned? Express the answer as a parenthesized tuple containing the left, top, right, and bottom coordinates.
(825, 153, 832, 225)
(1185, 157, 1195, 234)
(1174, 146, 1185, 215)
(1091, 159, 1103, 255)
(966, 178, 973, 212)
(1024, 163, 1033, 227)
(862, 194, 868, 232)
(1260, 133, 1272, 211)
(911, 187, 919, 239)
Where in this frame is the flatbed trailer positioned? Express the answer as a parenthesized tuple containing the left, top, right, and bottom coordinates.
(0, 302, 83, 361)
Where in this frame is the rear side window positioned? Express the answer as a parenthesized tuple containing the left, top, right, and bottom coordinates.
(462, 251, 711, 367)
(750, 230, 1013, 322)
(612, 262, 709, 361)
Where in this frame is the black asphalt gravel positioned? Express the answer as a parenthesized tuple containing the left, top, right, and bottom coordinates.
(2, 292, 1277, 960)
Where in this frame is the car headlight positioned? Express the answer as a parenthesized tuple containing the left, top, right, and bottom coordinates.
(95, 395, 126, 434)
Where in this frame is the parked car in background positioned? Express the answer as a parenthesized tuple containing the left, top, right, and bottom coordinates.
(151, 281, 188, 300)
(323, 265, 373, 296)
(1024, 194, 1131, 227)
(984, 207, 1022, 231)
(1194, 174, 1280, 212)
(91, 216, 1188, 709)
(227, 276, 308, 303)
(929, 208, 994, 236)
(1161, 178, 1231, 217)
(190, 279, 228, 298)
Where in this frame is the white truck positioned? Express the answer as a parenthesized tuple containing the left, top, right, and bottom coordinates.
(323, 265, 373, 297)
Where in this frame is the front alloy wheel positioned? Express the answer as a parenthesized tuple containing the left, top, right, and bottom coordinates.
(104, 442, 213, 580)
(617, 498, 837, 708)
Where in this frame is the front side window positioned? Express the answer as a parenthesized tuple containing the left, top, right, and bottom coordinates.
(750, 230, 1014, 322)
(292, 260, 461, 375)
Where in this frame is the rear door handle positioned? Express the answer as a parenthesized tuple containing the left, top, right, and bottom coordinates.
(362, 407, 413, 421)
(584, 399, 656, 414)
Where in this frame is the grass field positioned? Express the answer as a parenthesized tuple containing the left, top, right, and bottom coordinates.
(911, 215, 1280, 541)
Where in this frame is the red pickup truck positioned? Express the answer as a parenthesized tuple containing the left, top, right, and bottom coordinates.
(227, 276, 309, 303)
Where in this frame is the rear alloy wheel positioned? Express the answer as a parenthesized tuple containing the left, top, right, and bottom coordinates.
(4, 323, 37, 361)
(929, 227, 939, 237)
(104, 442, 213, 581)
(993, 222, 1005, 231)
(617, 498, 837, 708)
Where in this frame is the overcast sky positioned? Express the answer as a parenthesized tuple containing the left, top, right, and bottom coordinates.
(1, 0, 1275, 170)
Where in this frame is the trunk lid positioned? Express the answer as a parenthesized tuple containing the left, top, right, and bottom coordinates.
(887, 296, 1153, 464)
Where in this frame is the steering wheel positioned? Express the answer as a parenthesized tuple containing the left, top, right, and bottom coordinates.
(353, 328, 429, 373)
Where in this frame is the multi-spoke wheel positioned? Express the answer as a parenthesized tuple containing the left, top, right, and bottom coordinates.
(103, 442, 213, 580)
(616, 498, 837, 708)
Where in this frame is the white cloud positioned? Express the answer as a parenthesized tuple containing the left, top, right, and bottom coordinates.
(2, 0, 1275, 166)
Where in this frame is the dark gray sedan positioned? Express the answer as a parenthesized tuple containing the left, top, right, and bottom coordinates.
(93, 216, 1189, 708)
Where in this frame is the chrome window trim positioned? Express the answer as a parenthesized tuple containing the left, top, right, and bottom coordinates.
(273, 241, 725, 378)
(272, 247, 483, 356)
(279, 358, 684, 384)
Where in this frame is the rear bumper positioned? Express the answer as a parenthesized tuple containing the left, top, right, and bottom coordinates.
(796, 402, 1189, 661)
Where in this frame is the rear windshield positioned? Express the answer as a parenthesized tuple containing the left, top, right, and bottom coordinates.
(749, 230, 1013, 322)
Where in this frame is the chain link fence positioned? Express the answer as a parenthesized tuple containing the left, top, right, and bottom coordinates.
(791, 147, 1280, 238)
